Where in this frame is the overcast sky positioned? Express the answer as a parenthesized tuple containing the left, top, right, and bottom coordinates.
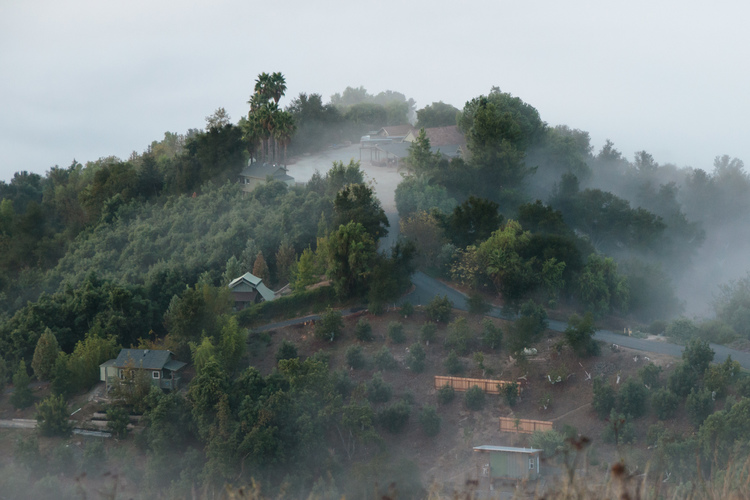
(1, 0, 748, 182)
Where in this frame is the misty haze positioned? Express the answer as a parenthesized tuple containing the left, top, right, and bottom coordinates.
(2, 20, 750, 498)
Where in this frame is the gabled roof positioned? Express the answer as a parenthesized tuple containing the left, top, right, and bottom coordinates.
(377, 125, 415, 137)
(240, 163, 294, 182)
(228, 272, 262, 288)
(113, 349, 175, 370)
(255, 282, 276, 301)
(228, 272, 276, 301)
(423, 125, 465, 147)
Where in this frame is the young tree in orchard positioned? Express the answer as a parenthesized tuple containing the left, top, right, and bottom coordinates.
(36, 394, 73, 437)
(32, 328, 60, 381)
(11, 360, 33, 409)
(564, 312, 600, 357)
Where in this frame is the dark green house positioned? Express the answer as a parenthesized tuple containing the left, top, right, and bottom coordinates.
(473, 445, 542, 482)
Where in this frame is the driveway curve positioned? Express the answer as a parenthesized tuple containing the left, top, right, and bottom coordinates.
(401, 271, 750, 370)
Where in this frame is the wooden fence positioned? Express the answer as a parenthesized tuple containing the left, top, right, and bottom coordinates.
(498, 417, 553, 434)
(434, 376, 519, 395)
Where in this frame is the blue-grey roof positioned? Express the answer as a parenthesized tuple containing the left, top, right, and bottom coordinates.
(228, 272, 262, 288)
(113, 349, 174, 370)
(473, 446, 543, 454)
(228, 272, 276, 301)
(240, 164, 294, 182)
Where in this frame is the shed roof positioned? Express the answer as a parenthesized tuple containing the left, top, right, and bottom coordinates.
(473, 445, 543, 454)
(240, 164, 294, 182)
(113, 349, 174, 370)
(228, 272, 262, 288)
(228, 272, 276, 301)
(164, 359, 187, 372)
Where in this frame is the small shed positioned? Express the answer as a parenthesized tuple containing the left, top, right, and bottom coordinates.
(473, 445, 542, 482)
(228, 272, 275, 310)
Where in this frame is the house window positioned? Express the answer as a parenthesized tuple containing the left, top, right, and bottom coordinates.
(119, 369, 124, 380)
(529, 458, 535, 470)
(152, 371, 161, 379)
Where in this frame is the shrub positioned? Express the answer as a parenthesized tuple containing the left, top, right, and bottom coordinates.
(564, 312, 600, 357)
(617, 378, 648, 418)
(106, 406, 131, 439)
(530, 429, 565, 459)
(602, 409, 635, 444)
(592, 376, 616, 420)
(354, 318, 374, 341)
(686, 388, 714, 427)
(736, 375, 750, 398)
(388, 322, 406, 344)
(367, 372, 392, 403)
(648, 320, 668, 335)
(437, 384, 455, 405)
(10, 361, 33, 409)
(507, 301, 548, 353)
(638, 363, 663, 388)
(315, 307, 343, 342)
(419, 405, 441, 437)
(425, 295, 452, 323)
(420, 322, 437, 343)
(503, 382, 519, 407)
(378, 400, 411, 433)
(651, 389, 679, 420)
(406, 343, 426, 373)
(332, 369, 354, 398)
(705, 356, 741, 398)
(481, 319, 503, 350)
(444, 317, 472, 355)
(668, 362, 697, 397)
(369, 301, 385, 316)
(275, 340, 298, 363)
(646, 422, 666, 446)
(443, 350, 464, 375)
(682, 338, 714, 374)
(373, 346, 398, 371)
(465, 385, 485, 410)
(346, 345, 367, 370)
(35, 394, 73, 437)
(666, 318, 698, 342)
(400, 302, 414, 317)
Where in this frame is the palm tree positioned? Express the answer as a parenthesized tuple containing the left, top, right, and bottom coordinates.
(268, 72, 287, 104)
(254, 72, 272, 101)
(273, 111, 296, 166)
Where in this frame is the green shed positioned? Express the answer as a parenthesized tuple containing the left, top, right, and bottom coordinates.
(473, 445, 542, 482)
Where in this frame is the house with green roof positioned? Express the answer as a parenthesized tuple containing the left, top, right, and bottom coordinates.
(228, 272, 276, 310)
(100, 349, 187, 392)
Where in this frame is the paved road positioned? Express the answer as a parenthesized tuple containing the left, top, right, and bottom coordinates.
(401, 271, 750, 370)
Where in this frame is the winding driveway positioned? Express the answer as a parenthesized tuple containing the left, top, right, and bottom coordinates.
(401, 271, 750, 370)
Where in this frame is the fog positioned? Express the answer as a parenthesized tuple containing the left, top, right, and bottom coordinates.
(3, 0, 750, 182)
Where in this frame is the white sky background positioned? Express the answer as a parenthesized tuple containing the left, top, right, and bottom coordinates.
(1, 0, 749, 182)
